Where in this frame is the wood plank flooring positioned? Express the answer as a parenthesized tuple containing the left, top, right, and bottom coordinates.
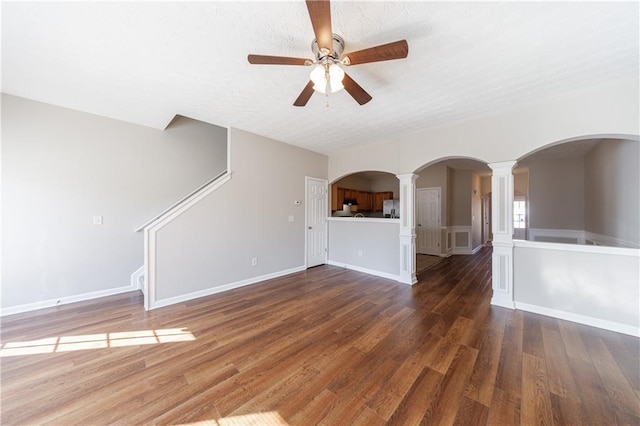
(1, 247, 639, 425)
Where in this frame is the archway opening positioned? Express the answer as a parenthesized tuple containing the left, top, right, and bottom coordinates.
(413, 157, 491, 274)
(517, 137, 639, 248)
(330, 171, 399, 218)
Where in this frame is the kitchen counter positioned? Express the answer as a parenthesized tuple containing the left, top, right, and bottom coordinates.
(327, 216, 400, 223)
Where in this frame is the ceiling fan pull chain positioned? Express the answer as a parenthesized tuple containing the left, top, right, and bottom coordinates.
(324, 64, 331, 107)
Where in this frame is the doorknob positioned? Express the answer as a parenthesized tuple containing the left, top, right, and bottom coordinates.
(308, 226, 312, 230)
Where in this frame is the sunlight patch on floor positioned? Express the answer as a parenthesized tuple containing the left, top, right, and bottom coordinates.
(0, 328, 195, 357)
(177, 411, 289, 426)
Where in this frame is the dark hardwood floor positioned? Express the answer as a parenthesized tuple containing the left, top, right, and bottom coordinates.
(1, 247, 639, 425)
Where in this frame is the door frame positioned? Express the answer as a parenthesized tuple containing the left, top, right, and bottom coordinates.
(305, 176, 328, 268)
(416, 186, 441, 256)
(482, 192, 492, 244)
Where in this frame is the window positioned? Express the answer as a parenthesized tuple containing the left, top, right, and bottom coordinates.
(514, 198, 526, 229)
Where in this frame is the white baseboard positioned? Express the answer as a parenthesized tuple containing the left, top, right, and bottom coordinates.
(515, 301, 640, 337)
(452, 245, 482, 255)
(585, 231, 638, 249)
(131, 265, 145, 291)
(149, 266, 306, 310)
(327, 260, 402, 283)
(491, 296, 515, 310)
(1, 283, 138, 317)
(528, 228, 639, 249)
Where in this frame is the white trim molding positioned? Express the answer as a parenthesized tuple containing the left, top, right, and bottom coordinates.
(397, 173, 418, 285)
(489, 161, 517, 309)
(131, 265, 145, 291)
(149, 266, 306, 311)
(1, 283, 138, 317)
(449, 226, 482, 255)
(515, 302, 640, 337)
(586, 231, 639, 248)
(525, 228, 639, 249)
(514, 239, 640, 256)
(144, 172, 232, 310)
(328, 217, 401, 224)
(327, 260, 401, 283)
(441, 226, 453, 256)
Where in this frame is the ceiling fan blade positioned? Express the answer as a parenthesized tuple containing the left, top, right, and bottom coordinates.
(343, 73, 372, 105)
(248, 54, 311, 66)
(342, 40, 409, 65)
(306, 0, 333, 55)
(294, 81, 315, 107)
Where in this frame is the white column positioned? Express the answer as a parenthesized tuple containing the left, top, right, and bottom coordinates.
(397, 173, 418, 285)
(488, 161, 517, 309)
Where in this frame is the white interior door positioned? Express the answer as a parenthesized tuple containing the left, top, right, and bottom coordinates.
(417, 187, 441, 256)
(306, 177, 328, 268)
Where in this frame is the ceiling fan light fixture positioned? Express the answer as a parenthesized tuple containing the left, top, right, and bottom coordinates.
(310, 63, 345, 94)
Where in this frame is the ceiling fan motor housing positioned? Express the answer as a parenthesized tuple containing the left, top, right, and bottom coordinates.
(312, 34, 345, 63)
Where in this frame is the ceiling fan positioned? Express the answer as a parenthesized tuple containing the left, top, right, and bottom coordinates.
(247, 0, 409, 107)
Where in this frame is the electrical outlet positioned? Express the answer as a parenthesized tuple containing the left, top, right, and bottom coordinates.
(288, 215, 294, 222)
(358, 250, 363, 257)
(93, 216, 103, 225)
(251, 257, 257, 266)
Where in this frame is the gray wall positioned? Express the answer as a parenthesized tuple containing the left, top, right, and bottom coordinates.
(514, 246, 639, 330)
(369, 173, 400, 199)
(480, 176, 491, 197)
(335, 172, 399, 199)
(585, 139, 639, 246)
(334, 174, 371, 191)
(155, 128, 328, 301)
(1, 94, 227, 309)
(450, 169, 472, 226)
(514, 169, 529, 198)
(528, 157, 585, 230)
(472, 173, 482, 248)
(328, 220, 400, 276)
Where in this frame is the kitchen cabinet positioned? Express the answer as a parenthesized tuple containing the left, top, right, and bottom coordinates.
(373, 191, 394, 212)
(332, 187, 392, 212)
(331, 185, 345, 211)
(358, 191, 372, 211)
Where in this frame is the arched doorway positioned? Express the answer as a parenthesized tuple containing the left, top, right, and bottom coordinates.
(413, 157, 491, 275)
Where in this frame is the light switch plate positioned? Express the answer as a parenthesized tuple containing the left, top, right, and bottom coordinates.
(93, 216, 103, 225)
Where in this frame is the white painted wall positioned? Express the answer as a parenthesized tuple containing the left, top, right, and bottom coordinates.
(329, 78, 639, 181)
(584, 139, 640, 246)
(1, 94, 227, 310)
(327, 219, 400, 278)
(153, 128, 327, 301)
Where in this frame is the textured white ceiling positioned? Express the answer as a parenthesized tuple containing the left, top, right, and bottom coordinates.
(2, 1, 638, 155)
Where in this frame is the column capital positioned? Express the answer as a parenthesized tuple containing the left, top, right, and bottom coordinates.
(396, 173, 419, 183)
(488, 160, 517, 172)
